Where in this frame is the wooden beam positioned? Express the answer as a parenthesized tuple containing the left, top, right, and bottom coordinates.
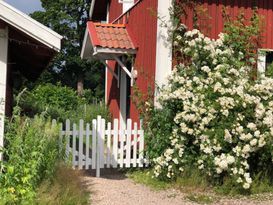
(0, 27, 8, 161)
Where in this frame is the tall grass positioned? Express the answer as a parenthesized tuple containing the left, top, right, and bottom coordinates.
(0, 111, 61, 204)
(36, 165, 89, 205)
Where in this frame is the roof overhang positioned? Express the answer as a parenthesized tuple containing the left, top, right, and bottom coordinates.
(81, 22, 137, 61)
(81, 31, 136, 60)
(0, 1, 62, 52)
(81, 21, 138, 86)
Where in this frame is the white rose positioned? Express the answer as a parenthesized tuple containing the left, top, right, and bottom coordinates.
(243, 183, 250, 189)
(250, 139, 258, 146)
(227, 155, 235, 164)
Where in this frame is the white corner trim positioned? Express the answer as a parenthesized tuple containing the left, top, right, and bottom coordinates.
(89, 0, 96, 19)
(0, 1, 62, 51)
(81, 28, 91, 59)
(257, 49, 266, 78)
(0, 27, 8, 161)
(155, 0, 172, 103)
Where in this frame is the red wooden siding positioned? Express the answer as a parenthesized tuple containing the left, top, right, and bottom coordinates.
(181, 0, 273, 49)
(125, 0, 158, 122)
(106, 0, 158, 122)
(106, 1, 123, 120)
(106, 60, 120, 120)
(109, 0, 123, 22)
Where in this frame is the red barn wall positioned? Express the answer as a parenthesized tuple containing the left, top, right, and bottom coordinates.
(125, 0, 158, 122)
(109, 0, 123, 22)
(106, 0, 158, 122)
(106, 61, 120, 120)
(181, 0, 273, 49)
(106, 1, 123, 121)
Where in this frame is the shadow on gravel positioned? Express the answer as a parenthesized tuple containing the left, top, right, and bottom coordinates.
(83, 168, 127, 180)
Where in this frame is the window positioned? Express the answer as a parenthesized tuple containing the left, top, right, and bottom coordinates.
(258, 49, 273, 77)
(118, 0, 134, 3)
(118, 0, 134, 13)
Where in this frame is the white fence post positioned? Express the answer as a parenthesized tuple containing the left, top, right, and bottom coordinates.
(126, 119, 132, 168)
(113, 119, 118, 168)
(106, 122, 111, 168)
(92, 119, 97, 169)
(86, 123, 90, 170)
(139, 129, 144, 167)
(59, 122, 63, 155)
(133, 122, 137, 167)
(96, 115, 101, 177)
(79, 120, 84, 170)
(120, 126, 125, 168)
(72, 123, 77, 168)
(100, 119, 106, 168)
(65, 119, 70, 159)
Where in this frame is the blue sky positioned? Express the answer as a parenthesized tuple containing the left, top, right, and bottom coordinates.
(6, 0, 42, 14)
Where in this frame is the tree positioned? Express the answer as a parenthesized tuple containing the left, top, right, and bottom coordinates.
(31, 0, 104, 97)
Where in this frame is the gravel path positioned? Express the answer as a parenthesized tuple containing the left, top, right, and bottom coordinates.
(81, 169, 273, 205)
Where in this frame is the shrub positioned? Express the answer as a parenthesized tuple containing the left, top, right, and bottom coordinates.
(67, 104, 111, 124)
(18, 84, 110, 123)
(0, 111, 61, 204)
(149, 27, 273, 192)
(21, 83, 81, 112)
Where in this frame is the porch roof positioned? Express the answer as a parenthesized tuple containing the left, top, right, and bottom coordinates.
(81, 21, 137, 60)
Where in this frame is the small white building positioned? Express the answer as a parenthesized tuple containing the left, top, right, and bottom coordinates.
(0, 1, 62, 160)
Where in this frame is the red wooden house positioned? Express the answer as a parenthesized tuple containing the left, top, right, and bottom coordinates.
(81, 0, 273, 127)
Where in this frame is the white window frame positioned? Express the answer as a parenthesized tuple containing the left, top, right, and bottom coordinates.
(119, 0, 134, 13)
(118, 0, 134, 3)
(257, 49, 273, 78)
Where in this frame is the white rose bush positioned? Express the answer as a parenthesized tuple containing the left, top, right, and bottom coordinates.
(150, 26, 273, 191)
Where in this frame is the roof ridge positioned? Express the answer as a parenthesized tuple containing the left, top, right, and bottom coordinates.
(93, 23, 126, 28)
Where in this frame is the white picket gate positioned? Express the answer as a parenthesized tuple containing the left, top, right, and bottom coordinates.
(57, 116, 148, 177)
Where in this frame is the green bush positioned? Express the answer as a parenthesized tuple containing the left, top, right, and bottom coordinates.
(0, 111, 61, 204)
(67, 104, 111, 124)
(18, 84, 110, 123)
(23, 83, 80, 111)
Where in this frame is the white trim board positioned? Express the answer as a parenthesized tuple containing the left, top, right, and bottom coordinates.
(257, 49, 273, 78)
(0, 27, 8, 161)
(0, 1, 62, 51)
(155, 0, 173, 105)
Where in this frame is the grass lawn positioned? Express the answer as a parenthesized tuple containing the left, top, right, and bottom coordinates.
(127, 168, 273, 204)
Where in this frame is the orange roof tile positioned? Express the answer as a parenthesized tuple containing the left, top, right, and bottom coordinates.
(87, 22, 137, 50)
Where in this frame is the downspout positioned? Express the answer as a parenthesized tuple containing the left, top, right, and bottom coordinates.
(89, 0, 96, 19)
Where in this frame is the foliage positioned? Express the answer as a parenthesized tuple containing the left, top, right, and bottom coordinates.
(146, 24, 273, 193)
(127, 170, 171, 191)
(143, 108, 174, 160)
(67, 104, 111, 124)
(30, 83, 81, 111)
(17, 84, 110, 123)
(30, 0, 105, 96)
(265, 62, 273, 77)
(36, 165, 89, 205)
(0, 110, 61, 204)
(186, 194, 214, 204)
(223, 9, 263, 78)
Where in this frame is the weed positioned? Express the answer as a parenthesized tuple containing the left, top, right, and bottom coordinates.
(186, 194, 215, 204)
